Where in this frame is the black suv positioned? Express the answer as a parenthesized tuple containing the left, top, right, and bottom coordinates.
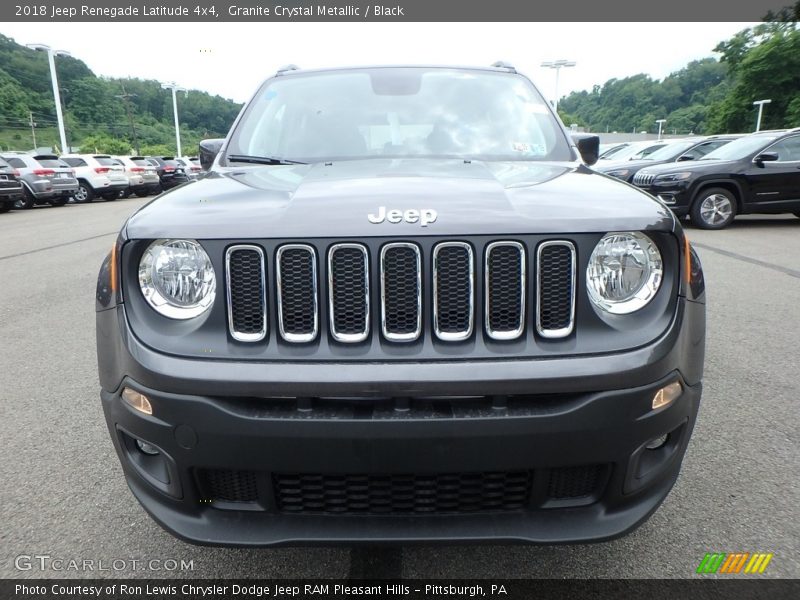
(596, 136, 740, 183)
(96, 64, 706, 546)
(633, 129, 800, 229)
(0, 156, 23, 212)
(145, 156, 190, 191)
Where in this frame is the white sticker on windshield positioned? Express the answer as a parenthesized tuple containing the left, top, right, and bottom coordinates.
(512, 142, 532, 152)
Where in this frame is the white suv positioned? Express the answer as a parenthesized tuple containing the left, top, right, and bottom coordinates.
(61, 154, 130, 202)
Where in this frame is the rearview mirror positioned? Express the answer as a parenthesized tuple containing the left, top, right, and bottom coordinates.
(199, 138, 224, 171)
(571, 134, 600, 166)
(753, 151, 779, 165)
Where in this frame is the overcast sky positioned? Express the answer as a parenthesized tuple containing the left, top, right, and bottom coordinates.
(2, 22, 755, 104)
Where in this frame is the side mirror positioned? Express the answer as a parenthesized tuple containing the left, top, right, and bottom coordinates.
(571, 134, 600, 166)
(199, 138, 224, 171)
(753, 151, 779, 165)
(676, 155, 695, 162)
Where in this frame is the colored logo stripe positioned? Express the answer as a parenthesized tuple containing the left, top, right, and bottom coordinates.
(697, 553, 773, 574)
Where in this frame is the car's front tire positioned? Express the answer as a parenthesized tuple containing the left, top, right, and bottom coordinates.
(691, 187, 737, 230)
(0, 202, 13, 213)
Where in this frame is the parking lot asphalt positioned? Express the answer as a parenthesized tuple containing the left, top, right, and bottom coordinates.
(0, 198, 798, 580)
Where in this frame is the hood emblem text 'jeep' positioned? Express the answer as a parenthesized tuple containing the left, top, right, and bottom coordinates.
(368, 206, 438, 227)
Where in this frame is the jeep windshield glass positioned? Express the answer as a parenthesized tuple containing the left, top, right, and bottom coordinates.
(700, 135, 778, 161)
(226, 68, 572, 163)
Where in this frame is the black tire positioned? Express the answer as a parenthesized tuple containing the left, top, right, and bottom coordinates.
(119, 189, 131, 199)
(50, 198, 67, 207)
(73, 182, 94, 203)
(102, 192, 118, 201)
(0, 202, 12, 213)
(15, 188, 36, 209)
(690, 187, 737, 230)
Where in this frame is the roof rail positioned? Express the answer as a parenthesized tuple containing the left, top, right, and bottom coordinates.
(276, 64, 300, 75)
(491, 61, 516, 73)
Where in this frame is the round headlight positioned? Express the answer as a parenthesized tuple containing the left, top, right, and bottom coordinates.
(138, 239, 216, 319)
(586, 232, 662, 314)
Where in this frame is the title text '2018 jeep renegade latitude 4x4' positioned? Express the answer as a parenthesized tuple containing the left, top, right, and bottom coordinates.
(97, 65, 706, 546)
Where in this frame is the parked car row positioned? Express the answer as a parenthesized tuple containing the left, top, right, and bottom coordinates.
(594, 128, 800, 229)
(0, 152, 200, 213)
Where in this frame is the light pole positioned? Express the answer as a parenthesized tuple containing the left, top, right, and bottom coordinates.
(27, 44, 71, 153)
(540, 59, 576, 112)
(161, 82, 187, 157)
(753, 99, 771, 132)
(656, 119, 667, 141)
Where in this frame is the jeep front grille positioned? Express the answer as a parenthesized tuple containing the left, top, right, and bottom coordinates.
(433, 242, 474, 341)
(536, 241, 576, 338)
(328, 243, 370, 342)
(380, 243, 422, 341)
(276, 244, 318, 342)
(226, 238, 576, 345)
(633, 172, 656, 187)
(485, 241, 525, 340)
(225, 245, 267, 342)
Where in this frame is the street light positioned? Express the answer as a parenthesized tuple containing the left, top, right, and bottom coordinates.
(656, 119, 667, 141)
(540, 59, 576, 112)
(27, 44, 71, 153)
(753, 99, 772, 132)
(161, 82, 188, 157)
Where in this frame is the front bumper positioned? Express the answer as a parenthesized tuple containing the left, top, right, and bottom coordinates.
(636, 182, 692, 216)
(97, 298, 705, 546)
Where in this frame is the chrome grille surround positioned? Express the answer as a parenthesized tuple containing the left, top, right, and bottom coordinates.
(275, 244, 319, 343)
(484, 241, 526, 340)
(327, 243, 370, 343)
(536, 241, 576, 339)
(432, 241, 475, 341)
(225, 244, 267, 342)
(380, 242, 422, 342)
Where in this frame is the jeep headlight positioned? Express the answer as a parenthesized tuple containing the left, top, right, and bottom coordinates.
(587, 232, 662, 314)
(603, 168, 630, 179)
(654, 172, 691, 182)
(138, 239, 216, 319)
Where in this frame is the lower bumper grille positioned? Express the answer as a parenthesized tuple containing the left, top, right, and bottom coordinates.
(274, 470, 532, 514)
(195, 463, 610, 514)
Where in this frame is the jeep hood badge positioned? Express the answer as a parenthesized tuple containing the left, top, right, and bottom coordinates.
(368, 206, 438, 226)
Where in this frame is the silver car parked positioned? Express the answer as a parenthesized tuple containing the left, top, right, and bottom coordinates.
(0, 152, 79, 209)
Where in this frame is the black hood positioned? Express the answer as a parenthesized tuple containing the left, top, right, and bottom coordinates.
(124, 158, 674, 239)
(636, 158, 740, 177)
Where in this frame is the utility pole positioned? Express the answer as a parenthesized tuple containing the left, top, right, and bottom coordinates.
(116, 84, 140, 155)
(29, 112, 37, 149)
(540, 60, 576, 112)
(753, 99, 771, 132)
(27, 44, 70, 153)
(656, 119, 667, 141)
(161, 82, 187, 157)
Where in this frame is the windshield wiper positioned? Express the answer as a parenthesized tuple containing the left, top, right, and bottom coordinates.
(226, 154, 307, 165)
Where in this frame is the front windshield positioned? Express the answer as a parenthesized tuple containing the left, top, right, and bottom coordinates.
(701, 135, 777, 161)
(227, 68, 572, 163)
(642, 141, 696, 161)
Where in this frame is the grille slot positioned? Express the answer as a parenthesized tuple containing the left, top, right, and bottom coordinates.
(225, 245, 267, 342)
(199, 469, 259, 503)
(380, 243, 422, 341)
(433, 242, 474, 341)
(536, 241, 576, 338)
(274, 470, 532, 514)
(547, 465, 605, 500)
(485, 241, 526, 340)
(276, 244, 318, 342)
(328, 244, 370, 343)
